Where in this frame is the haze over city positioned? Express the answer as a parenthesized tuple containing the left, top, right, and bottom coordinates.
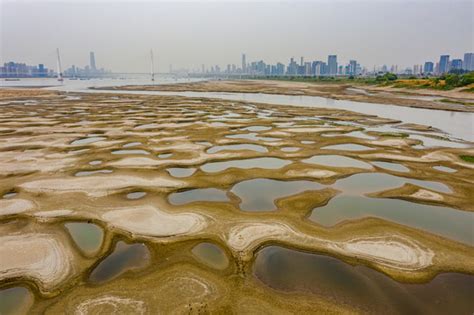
(2, 0, 473, 73)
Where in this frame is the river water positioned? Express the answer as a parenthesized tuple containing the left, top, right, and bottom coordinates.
(2, 77, 473, 141)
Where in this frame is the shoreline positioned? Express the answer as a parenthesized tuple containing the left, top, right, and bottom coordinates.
(96, 79, 474, 112)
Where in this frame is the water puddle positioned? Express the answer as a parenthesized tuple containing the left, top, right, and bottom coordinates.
(65, 222, 104, 256)
(302, 155, 372, 169)
(231, 178, 325, 212)
(323, 131, 377, 140)
(0, 286, 34, 315)
(126, 192, 147, 200)
(240, 126, 272, 132)
(433, 166, 457, 173)
(301, 140, 315, 144)
(409, 134, 468, 149)
(201, 157, 291, 173)
(333, 173, 452, 194)
(207, 144, 268, 154)
(112, 149, 150, 155)
(309, 195, 473, 245)
(123, 142, 142, 148)
(75, 169, 113, 177)
(89, 241, 150, 284)
(191, 242, 229, 270)
(321, 144, 374, 151)
(254, 246, 474, 314)
(89, 160, 102, 166)
(280, 147, 300, 152)
(226, 133, 280, 142)
(371, 161, 409, 173)
(168, 188, 229, 205)
(2, 192, 17, 199)
(71, 136, 106, 146)
(158, 153, 173, 158)
(167, 167, 197, 178)
(196, 141, 212, 146)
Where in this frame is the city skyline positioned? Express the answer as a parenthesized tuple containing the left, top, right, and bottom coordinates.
(2, 1, 472, 72)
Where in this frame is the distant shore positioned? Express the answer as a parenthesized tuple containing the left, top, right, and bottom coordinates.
(96, 79, 474, 112)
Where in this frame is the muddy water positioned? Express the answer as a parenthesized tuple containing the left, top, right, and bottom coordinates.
(89, 241, 150, 284)
(166, 167, 197, 178)
(254, 246, 474, 315)
(0, 286, 34, 315)
(71, 136, 106, 146)
(65, 222, 104, 256)
(321, 143, 375, 151)
(207, 144, 268, 154)
(191, 242, 229, 270)
(302, 155, 372, 169)
(371, 161, 409, 173)
(201, 157, 291, 173)
(309, 195, 473, 245)
(231, 178, 325, 212)
(168, 188, 229, 205)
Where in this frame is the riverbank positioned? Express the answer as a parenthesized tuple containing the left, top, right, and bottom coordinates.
(99, 79, 474, 112)
(0, 88, 473, 314)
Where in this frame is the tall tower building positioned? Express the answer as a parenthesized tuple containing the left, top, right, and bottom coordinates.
(349, 60, 357, 75)
(328, 55, 338, 76)
(242, 53, 246, 73)
(463, 53, 474, 71)
(438, 55, 450, 74)
(89, 52, 96, 71)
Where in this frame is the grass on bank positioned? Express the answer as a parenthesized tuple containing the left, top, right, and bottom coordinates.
(250, 71, 474, 91)
(459, 155, 474, 163)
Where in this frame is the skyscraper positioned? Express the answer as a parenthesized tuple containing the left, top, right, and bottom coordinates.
(423, 62, 434, 74)
(349, 60, 357, 75)
(463, 53, 474, 71)
(451, 59, 463, 70)
(438, 55, 449, 74)
(89, 52, 96, 71)
(242, 54, 246, 73)
(328, 55, 337, 76)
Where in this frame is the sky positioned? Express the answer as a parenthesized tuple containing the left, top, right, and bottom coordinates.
(1, 0, 473, 73)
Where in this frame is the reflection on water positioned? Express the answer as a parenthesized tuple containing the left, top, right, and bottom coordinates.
(0, 286, 34, 315)
(207, 144, 268, 154)
(65, 222, 104, 256)
(123, 142, 142, 148)
(371, 161, 409, 173)
(302, 155, 372, 169)
(231, 178, 325, 211)
(201, 157, 291, 173)
(321, 144, 375, 151)
(71, 136, 106, 146)
(89, 241, 150, 284)
(191, 242, 229, 270)
(333, 173, 452, 194)
(167, 167, 197, 178)
(126, 191, 147, 200)
(254, 246, 474, 314)
(226, 133, 280, 142)
(433, 166, 457, 173)
(309, 195, 473, 245)
(75, 169, 113, 177)
(112, 149, 150, 155)
(240, 125, 272, 132)
(168, 188, 229, 205)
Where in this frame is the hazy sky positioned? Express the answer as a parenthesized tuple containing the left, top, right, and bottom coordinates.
(1, 0, 473, 72)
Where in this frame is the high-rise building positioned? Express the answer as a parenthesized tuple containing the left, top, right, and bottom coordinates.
(328, 55, 337, 75)
(300, 57, 304, 67)
(451, 59, 463, 71)
(438, 55, 450, 74)
(423, 62, 434, 74)
(242, 54, 246, 73)
(89, 52, 96, 71)
(349, 60, 357, 75)
(463, 53, 474, 71)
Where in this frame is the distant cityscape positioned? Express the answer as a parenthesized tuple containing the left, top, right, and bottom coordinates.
(0, 51, 110, 78)
(192, 52, 474, 77)
(1, 51, 473, 78)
